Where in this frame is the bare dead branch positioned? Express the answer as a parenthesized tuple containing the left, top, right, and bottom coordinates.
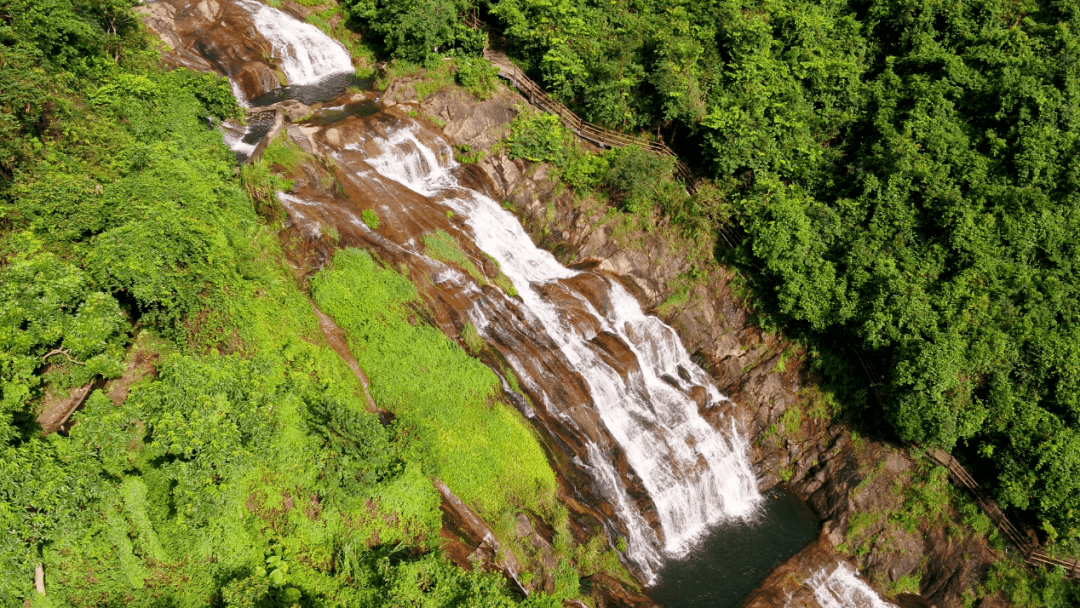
(42, 348, 86, 366)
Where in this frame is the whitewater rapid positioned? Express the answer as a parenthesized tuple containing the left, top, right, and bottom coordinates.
(804, 564, 899, 608)
(238, 0, 352, 87)
(363, 126, 762, 579)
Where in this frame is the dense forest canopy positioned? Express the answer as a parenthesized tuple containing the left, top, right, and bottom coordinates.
(346, 0, 1080, 545)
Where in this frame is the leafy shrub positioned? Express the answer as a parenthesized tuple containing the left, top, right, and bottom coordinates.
(305, 390, 400, 492)
(0, 237, 128, 437)
(505, 110, 609, 191)
(506, 111, 565, 163)
(344, 0, 484, 62)
(456, 56, 500, 100)
(171, 69, 242, 121)
(86, 211, 232, 333)
(600, 146, 681, 215)
(89, 73, 163, 107)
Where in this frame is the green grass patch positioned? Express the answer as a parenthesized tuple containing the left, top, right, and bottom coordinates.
(460, 321, 484, 354)
(312, 248, 557, 519)
(886, 572, 921, 597)
(377, 60, 423, 91)
(778, 404, 803, 438)
(493, 273, 519, 297)
(362, 208, 380, 229)
(454, 143, 485, 164)
(423, 229, 487, 285)
(413, 61, 457, 102)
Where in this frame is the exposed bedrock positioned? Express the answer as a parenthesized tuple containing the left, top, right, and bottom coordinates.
(402, 82, 1006, 608)
(138, 0, 280, 100)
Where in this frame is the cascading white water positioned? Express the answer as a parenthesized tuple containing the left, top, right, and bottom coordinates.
(220, 0, 354, 157)
(237, 0, 353, 86)
(804, 564, 899, 608)
(213, 7, 907, 604)
(363, 127, 763, 581)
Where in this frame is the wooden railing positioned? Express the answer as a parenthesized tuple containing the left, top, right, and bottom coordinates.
(921, 445, 1080, 580)
(464, 11, 485, 31)
(850, 349, 1080, 580)
(482, 50, 700, 192)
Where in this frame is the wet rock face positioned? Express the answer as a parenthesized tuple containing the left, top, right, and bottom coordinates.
(265, 107, 668, 585)
(412, 86, 1005, 608)
(138, 0, 281, 101)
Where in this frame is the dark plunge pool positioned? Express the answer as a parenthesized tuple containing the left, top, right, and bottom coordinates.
(647, 488, 819, 608)
(248, 71, 372, 107)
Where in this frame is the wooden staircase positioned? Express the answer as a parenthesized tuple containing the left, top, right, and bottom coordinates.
(482, 50, 700, 192)
(921, 446, 1080, 580)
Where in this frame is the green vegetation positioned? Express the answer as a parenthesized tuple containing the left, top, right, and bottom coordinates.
(981, 558, 1080, 608)
(302, 2, 376, 67)
(312, 248, 556, 519)
(456, 56, 500, 100)
(454, 143, 486, 164)
(242, 133, 309, 220)
(460, 321, 485, 354)
(361, 208, 381, 229)
(0, 1, 575, 605)
(342, 0, 485, 61)
(423, 229, 488, 285)
(886, 573, 921, 597)
(505, 110, 704, 232)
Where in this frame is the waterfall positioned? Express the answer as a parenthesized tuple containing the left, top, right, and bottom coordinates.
(177, 3, 914, 603)
(363, 127, 763, 581)
(237, 0, 353, 86)
(218, 0, 762, 586)
(804, 564, 899, 608)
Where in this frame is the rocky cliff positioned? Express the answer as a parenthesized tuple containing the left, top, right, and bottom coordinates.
(402, 77, 1007, 608)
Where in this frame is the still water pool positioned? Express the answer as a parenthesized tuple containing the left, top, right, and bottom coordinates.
(647, 488, 819, 607)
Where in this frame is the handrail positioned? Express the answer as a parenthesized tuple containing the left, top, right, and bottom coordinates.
(920, 446, 1080, 580)
(483, 50, 700, 193)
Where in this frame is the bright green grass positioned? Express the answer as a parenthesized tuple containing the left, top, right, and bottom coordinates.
(423, 229, 487, 285)
(312, 248, 557, 519)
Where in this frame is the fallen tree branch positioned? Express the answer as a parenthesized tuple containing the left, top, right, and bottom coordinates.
(42, 348, 85, 366)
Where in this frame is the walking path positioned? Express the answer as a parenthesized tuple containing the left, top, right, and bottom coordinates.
(921, 446, 1080, 580)
(480, 49, 700, 192)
